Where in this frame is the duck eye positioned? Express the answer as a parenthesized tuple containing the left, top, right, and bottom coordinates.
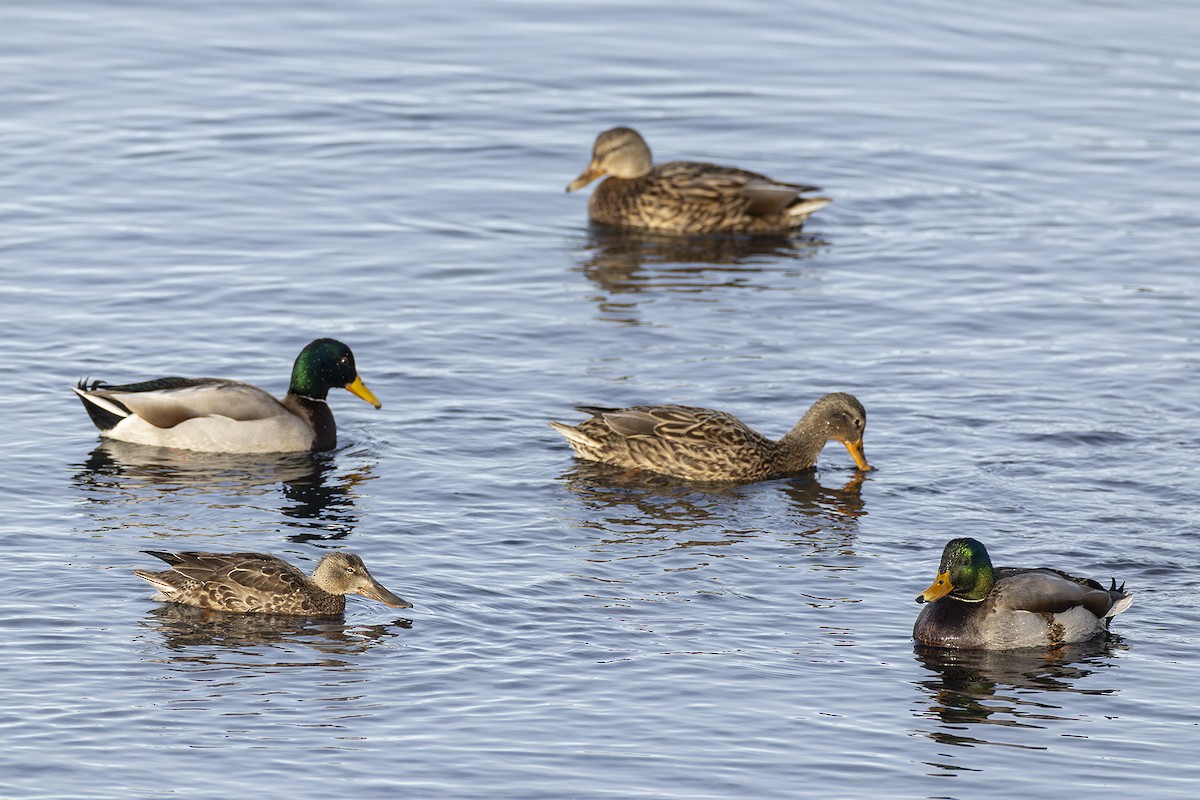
(345, 567, 356, 575)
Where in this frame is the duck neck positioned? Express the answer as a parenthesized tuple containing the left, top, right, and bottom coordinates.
(775, 421, 827, 472)
(284, 394, 337, 452)
(952, 565, 995, 602)
(308, 587, 348, 616)
(595, 173, 650, 203)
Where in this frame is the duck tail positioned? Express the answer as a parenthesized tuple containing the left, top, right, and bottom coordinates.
(1105, 577, 1134, 621)
(73, 379, 131, 432)
(786, 196, 832, 223)
(548, 420, 601, 450)
(133, 568, 182, 599)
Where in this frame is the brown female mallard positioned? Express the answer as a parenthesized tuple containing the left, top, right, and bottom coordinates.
(134, 550, 412, 617)
(566, 127, 831, 234)
(549, 392, 868, 482)
(73, 338, 380, 453)
(914, 538, 1133, 650)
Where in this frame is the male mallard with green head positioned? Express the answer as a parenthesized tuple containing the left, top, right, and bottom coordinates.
(914, 538, 1133, 650)
(549, 392, 869, 482)
(74, 338, 380, 453)
(566, 127, 831, 235)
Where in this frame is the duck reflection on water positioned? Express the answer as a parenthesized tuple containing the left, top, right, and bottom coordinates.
(72, 441, 376, 542)
(911, 636, 1127, 753)
(574, 227, 826, 324)
(76, 439, 328, 489)
(558, 462, 867, 559)
(276, 454, 377, 543)
(141, 602, 410, 661)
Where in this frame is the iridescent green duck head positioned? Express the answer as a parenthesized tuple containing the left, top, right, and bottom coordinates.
(916, 537, 996, 604)
(311, 552, 412, 608)
(290, 338, 381, 408)
(566, 127, 654, 191)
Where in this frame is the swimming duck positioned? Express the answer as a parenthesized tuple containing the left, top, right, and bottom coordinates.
(566, 127, 831, 234)
(134, 550, 412, 617)
(548, 392, 869, 482)
(914, 538, 1133, 650)
(73, 338, 380, 453)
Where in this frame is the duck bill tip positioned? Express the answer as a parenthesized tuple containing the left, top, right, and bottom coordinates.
(842, 439, 871, 471)
(918, 570, 953, 604)
(344, 375, 382, 409)
(566, 163, 603, 193)
(360, 582, 412, 609)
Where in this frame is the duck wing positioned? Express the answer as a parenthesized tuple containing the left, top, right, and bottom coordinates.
(76, 378, 288, 428)
(145, 551, 310, 595)
(991, 567, 1122, 618)
(654, 161, 822, 216)
(596, 405, 760, 448)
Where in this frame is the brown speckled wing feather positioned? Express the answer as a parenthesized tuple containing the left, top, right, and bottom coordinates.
(562, 405, 778, 481)
(656, 161, 762, 193)
(654, 162, 820, 216)
(151, 551, 308, 594)
(221, 559, 310, 597)
(599, 406, 760, 448)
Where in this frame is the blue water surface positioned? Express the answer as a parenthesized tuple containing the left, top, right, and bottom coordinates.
(1, 1, 1198, 797)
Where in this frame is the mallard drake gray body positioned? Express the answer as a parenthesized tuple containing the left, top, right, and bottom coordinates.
(549, 392, 868, 482)
(134, 550, 412, 617)
(914, 538, 1133, 650)
(566, 127, 831, 234)
(74, 338, 380, 453)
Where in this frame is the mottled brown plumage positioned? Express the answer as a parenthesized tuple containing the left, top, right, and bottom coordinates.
(914, 538, 1133, 650)
(134, 550, 412, 617)
(549, 392, 869, 482)
(566, 127, 831, 234)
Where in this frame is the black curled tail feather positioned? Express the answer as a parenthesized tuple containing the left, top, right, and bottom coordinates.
(1103, 577, 1133, 627)
(74, 378, 129, 432)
